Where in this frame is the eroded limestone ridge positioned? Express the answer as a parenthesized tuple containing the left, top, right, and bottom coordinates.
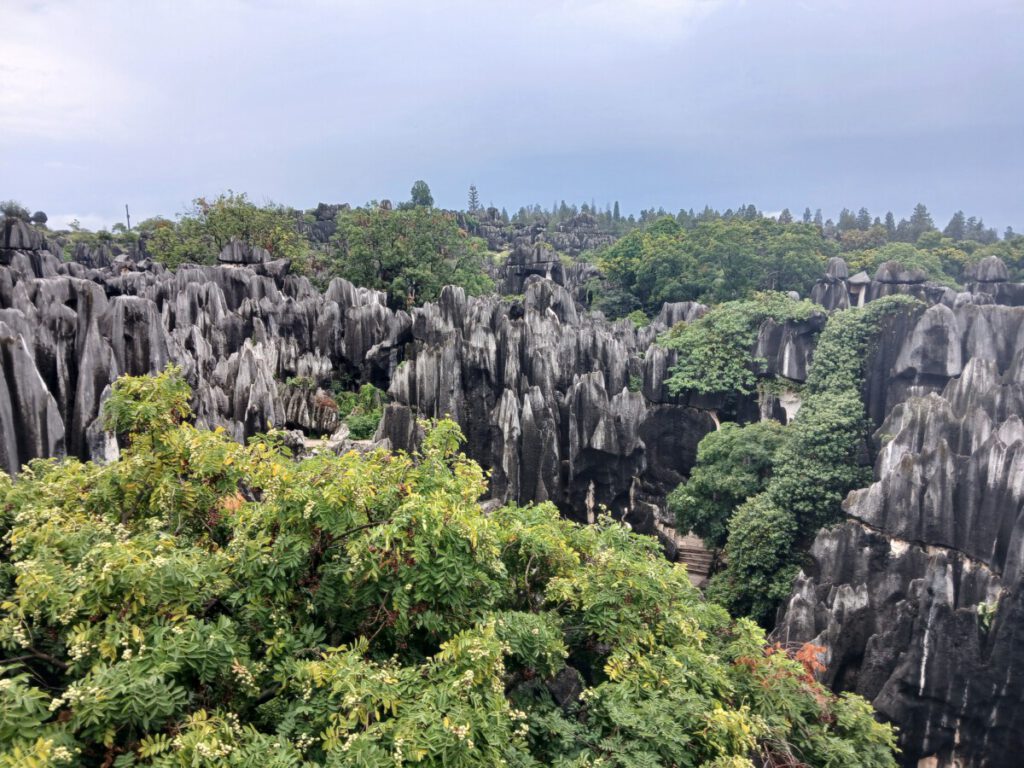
(780, 296, 1024, 766)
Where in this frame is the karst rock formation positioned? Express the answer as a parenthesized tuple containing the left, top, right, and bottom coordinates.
(3, 216, 1024, 766)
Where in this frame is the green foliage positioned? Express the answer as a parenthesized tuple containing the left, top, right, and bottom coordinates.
(845, 242, 956, 286)
(0, 201, 30, 221)
(410, 180, 434, 208)
(595, 217, 832, 315)
(663, 292, 818, 396)
(331, 206, 493, 308)
(142, 192, 309, 270)
(103, 364, 192, 436)
(668, 421, 787, 550)
(0, 370, 897, 767)
(978, 599, 998, 633)
(625, 309, 649, 328)
(711, 295, 924, 623)
(334, 383, 385, 440)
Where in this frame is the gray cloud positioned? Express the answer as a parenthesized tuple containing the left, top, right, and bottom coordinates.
(2, 0, 1021, 230)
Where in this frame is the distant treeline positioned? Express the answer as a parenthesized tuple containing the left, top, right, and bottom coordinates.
(3, 188, 1020, 316)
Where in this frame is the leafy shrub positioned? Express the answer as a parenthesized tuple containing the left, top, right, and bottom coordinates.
(625, 309, 649, 328)
(663, 292, 818, 396)
(0, 201, 30, 220)
(668, 420, 787, 550)
(335, 382, 385, 439)
(0, 368, 897, 767)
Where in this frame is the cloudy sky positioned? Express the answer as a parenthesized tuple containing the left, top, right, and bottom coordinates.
(2, 0, 1021, 231)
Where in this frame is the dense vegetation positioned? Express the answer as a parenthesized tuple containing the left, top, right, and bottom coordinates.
(0, 368, 898, 767)
(667, 421, 787, 553)
(664, 296, 923, 623)
(591, 204, 1022, 319)
(329, 206, 492, 308)
(595, 218, 830, 315)
(663, 293, 818, 399)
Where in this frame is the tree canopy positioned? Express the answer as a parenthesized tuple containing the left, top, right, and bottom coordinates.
(0, 368, 897, 767)
(141, 193, 309, 270)
(330, 206, 493, 308)
(595, 218, 833, 315)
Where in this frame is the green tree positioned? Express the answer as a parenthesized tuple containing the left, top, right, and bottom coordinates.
(944, 210, 966, 241)
(410, 180, 434, 208)
(143, 193, 307, 270)
(908, 202, 935, 243)
(467, 184, 480, 213)
(668, 420, 787, 550)
(332, 206, 492, 307)
(0, 200, 29, 220)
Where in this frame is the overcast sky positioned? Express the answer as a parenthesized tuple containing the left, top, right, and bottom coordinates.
(2, 0, 1022, 232)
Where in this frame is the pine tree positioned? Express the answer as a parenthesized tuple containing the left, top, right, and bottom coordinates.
(856, 207, 871, 230)
(908, 203, 934, 242)
(613, 201, 621, 221)
(467, 184, 480, 213)
(778, 208, 793, 224)
(837, 208, 857, 232)
(884, 212, 896, 238)
(813, 209, 823, 228)
(943, 211, 965, 241)
(802, 207, 812, 224)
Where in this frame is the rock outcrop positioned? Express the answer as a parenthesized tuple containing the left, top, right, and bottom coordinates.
(779, 290, 1024, 767)
(2, 230, 807, 550)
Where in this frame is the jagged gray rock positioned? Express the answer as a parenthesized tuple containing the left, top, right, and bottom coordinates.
(779, 304, 1024, 768)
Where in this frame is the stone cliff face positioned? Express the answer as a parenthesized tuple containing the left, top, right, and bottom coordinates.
(781, 266, 1024, 767)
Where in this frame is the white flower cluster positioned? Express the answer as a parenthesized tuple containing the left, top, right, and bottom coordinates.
(11, 622, 31, 649)
(60, 681, 101, 706)
(231, 658, 257, 692)
(194, 740, 235, 759)
(50, 745, 75, 763)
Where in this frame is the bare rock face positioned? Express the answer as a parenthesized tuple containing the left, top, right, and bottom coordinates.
(779, 302, 1024, 768)
(218, 238, 271, 265)
(0, 229, 752, 545)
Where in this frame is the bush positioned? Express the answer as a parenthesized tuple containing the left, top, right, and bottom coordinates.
(0, 200, 29, 220)
(668, 420, 786, 550)
(0, 369, 897, 767)
(335, 382, 385, 439)
(663, 292, 818, 396)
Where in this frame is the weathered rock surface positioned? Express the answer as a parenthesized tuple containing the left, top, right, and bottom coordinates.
(0, 231, 758, 547)
(779, 290, 1024, 767)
